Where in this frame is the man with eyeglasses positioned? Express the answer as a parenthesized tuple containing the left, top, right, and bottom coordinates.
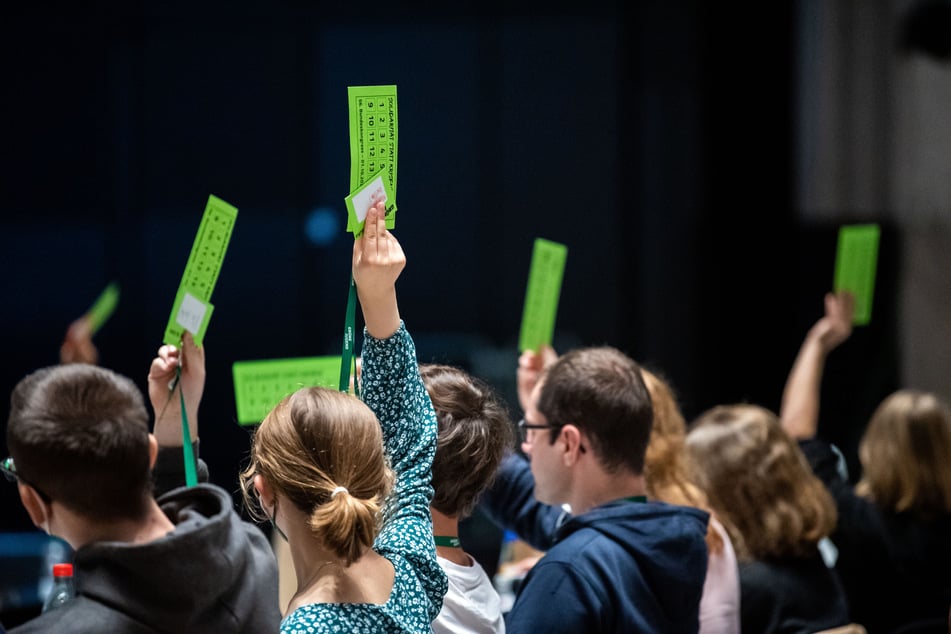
(481, 346, 709, 633)
(3, 334, 279, 633)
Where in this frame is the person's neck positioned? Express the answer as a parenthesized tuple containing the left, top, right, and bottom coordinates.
(567, 467, 647, 516)
(68, 499, 174, 549)
(431, 507, 470, 567)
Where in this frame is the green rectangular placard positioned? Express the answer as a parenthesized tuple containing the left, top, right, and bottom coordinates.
(86, 281, 120, 334)
(163, 195, 238, 346)
(834, 223, 880, 326)
(232, 356, 342, 426)
(347, 85, 398, 233)
(518, 238, 568, 353)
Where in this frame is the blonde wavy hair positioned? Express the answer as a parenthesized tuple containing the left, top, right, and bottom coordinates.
(856, 389, 951, 518)
(642, 369, 723, 554)
(685, 404, 837, 562)
(240, 387, 394, 566)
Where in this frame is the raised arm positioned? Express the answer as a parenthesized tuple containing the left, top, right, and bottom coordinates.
(355, 202, 447, 620)
(780, 291, 854, 439)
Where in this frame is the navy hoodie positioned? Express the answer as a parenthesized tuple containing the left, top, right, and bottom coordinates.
(482, 453, 709, 633)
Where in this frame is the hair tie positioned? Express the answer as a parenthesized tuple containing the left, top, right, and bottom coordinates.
(331, 486, 348, 498)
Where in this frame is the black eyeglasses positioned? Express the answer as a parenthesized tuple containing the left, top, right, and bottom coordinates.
(2, 457, 52, 504)
(517, 418, 560, 443)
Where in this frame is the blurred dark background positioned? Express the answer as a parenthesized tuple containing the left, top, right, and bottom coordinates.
(3, 0, 932, 622)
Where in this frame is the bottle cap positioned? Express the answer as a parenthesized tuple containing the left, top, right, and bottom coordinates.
(52, 563, 73, 577)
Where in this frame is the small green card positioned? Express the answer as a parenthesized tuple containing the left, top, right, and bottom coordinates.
(347, 85, 398, 232)
(163, 195, 238, 346)
(834, 223, 880, 326)
(232, 356, 343, 426)
(519, 238, 568, 353)
(86, 282, 120, 334)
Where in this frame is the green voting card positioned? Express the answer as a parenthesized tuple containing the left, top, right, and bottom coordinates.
(86, 282, 120, 334)
(834, 223, 880, 326)
(232, 356, 342, 426)
(163, 195, 237, 346)
(347, 85, 398, 233)
(519, 238, 568, 353)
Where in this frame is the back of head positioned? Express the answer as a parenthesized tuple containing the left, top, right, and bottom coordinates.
(857, 389, 951, 517)
(685, 404, 837, 561)
(641, 369, 725, 553)
(6, 364, 152, 520)
(537, 346, 653, 474)
(241, 387, 393, 565)
(419, 364, 514, 519)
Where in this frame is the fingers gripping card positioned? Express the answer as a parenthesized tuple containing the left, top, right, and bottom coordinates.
(519, 238, 568, 353)
(232, 356, 343, 426)
(347, 85, 398, 234)
(163, 195, 237, 346)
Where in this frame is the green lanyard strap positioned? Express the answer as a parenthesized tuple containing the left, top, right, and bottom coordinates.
(338, 275, 359, 397)
(177, 365, 198, 487)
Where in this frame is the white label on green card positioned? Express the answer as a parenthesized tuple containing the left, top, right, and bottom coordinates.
(163, 195, 237, 346)
(232, 356, 342, 426)
(519, 238, 568, 353)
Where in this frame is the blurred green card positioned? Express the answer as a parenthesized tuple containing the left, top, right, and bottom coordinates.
(163, 195, 237, 346)
(834, 223, 880, 326)
(232, 356, 342, 426)
(347, 85, 398, 232)
(519, 238, 568, 353)
(86, 282, 120, 334)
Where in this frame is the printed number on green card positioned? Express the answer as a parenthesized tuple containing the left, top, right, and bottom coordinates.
(519, 238, 568, 353)
(163, 195, 237, 346)
(347, 85, 398, 232)
(834, 223, 880, 326)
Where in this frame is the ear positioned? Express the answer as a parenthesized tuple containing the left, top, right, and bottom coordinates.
(17, 481, 51, 531)
(254, 474, 275, 512)
(147, 433, 159, 469)
(559, 424, 587, 466)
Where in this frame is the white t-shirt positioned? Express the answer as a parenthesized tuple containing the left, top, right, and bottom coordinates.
(433, 554, 505, 634)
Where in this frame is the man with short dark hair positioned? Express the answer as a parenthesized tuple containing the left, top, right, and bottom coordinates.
(482, 346, 710, 633)
(4, 334, 279, 633)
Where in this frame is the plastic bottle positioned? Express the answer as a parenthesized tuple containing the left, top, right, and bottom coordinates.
(41, 563, 75, 613)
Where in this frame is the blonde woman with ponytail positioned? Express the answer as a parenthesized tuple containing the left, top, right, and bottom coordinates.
(240, 203, 447, 633)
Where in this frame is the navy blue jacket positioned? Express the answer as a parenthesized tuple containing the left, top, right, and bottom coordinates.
(482, 453, 709, 633)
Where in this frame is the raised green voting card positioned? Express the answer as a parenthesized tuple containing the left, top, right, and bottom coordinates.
(232, 356, 342, 426)
(347, 85, 398, 233)
(519, 238, 568, 353)
(834, 223, 880, 326)
(86, 281, 120, 334)
(163, 195, 237, 346)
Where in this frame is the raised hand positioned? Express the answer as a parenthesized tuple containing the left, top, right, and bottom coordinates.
(353, 201, 406, 339)
(147, 331, 206, 446)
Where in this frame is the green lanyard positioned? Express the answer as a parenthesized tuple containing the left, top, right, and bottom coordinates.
(433, 536, 461, 548)
(621, 495, 647, 504)
(338, 275, 359, 397)
(176, 365, 198, 487)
